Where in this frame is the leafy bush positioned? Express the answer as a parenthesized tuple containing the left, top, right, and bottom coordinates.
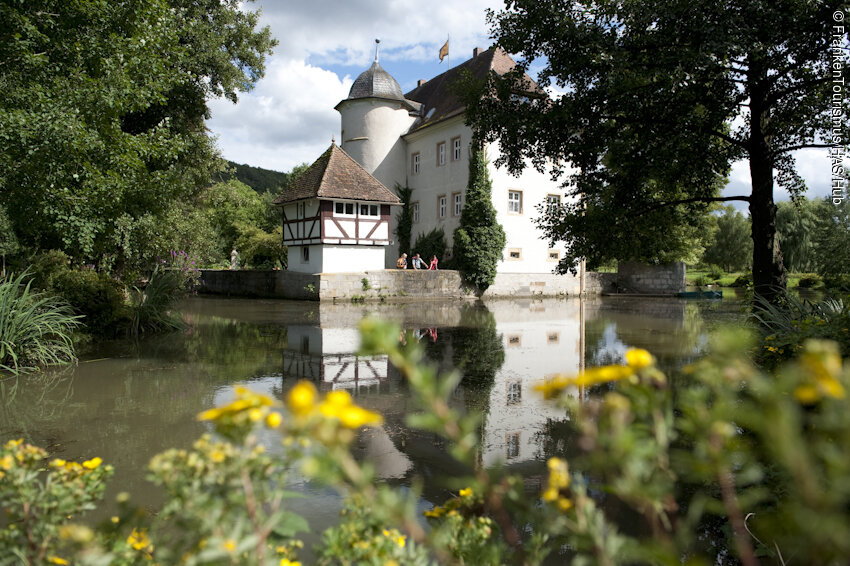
(823, 273, 850, 292)
(412, 228, 447, 269)
(234, 225, 286, 269)
(796, 272, 822, 288)
(0, 271, 82, 374)
(729, 272, 753, 287)
(52, 269, 129, 336)
(692, 274, 711, 287)
(5, 322, 850, 565)
(706, 263, 724, 281)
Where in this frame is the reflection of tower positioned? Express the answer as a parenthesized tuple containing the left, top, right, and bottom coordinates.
(334, 39, 419, 190)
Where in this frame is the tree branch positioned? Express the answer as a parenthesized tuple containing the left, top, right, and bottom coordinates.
(636, 195, 751, 216)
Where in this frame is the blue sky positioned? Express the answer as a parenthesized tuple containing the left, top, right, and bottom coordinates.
(205, 0, 838, 208)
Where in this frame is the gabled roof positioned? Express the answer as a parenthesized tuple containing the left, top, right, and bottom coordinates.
(272, 144, 401, 206)
(404, 47, 539, 134)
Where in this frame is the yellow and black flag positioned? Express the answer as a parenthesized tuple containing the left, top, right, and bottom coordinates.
(439, 39, 449, 62)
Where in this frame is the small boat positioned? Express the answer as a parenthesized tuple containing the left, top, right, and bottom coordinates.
(676, 289, 723, 299)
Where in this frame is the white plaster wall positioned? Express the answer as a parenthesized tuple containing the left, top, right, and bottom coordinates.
(321, 245, 385, 273)
(287, 245, 323, 274)
(480, 299, 583, 467)
(338, 98, 416, 189)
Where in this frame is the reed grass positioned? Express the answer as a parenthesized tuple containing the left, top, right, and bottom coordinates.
(127, 266, 186, 337)
(0, 271, 82, 374)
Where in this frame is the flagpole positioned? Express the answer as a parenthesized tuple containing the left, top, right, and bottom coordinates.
(447, 34, 450, 69)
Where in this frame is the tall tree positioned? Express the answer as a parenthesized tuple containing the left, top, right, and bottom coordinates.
(0, 0, 275, 272)
(703, 205, 753, 272)
(463, 0, 847, 300)
(452, 140, 506, 292)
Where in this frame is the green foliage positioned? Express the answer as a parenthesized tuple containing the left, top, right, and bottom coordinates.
(703, 205, 752, 272)
(752, 289, 850, 368)
(394, 184, 414, 257)
(0, 271, 82, 374)
(204, 179, 274, 255)
(412, 228, 447, 269)
(730, 272, 753, 288)
(234, 225, 286, 269)
(706, 264, 724, 281)
(0, 0, 276, 270)
(776, 198, 820, 273)
(0, 206, 18, 278)
(223, 161, 289, 194)
(51, 268, 129, 336)
(464, 0, 847, 296)
(452, 141, 506, 290)
(361, 278, 372, 291)
(810, 191, 850, 277)
(796, 273, 822, 289)
(824, 274, 850, 292)
(127, 267, 186, 337)
(0, 439, 112, 565)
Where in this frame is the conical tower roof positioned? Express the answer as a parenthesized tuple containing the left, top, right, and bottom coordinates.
(347, 60, 405, 101)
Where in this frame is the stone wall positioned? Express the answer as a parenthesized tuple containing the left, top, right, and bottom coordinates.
(615, 261, 686, 295)
(199, 263, 682, 301)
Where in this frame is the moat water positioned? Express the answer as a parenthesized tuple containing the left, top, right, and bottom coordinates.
(0, 295, 745, 549)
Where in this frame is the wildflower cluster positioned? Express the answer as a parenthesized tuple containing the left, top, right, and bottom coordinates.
(535, 347, 660, 399)
(790, 339, 846, 403)
(197, 385, 282, 441)
(541, 458, 572, 512)
(285, 381, 383, 447)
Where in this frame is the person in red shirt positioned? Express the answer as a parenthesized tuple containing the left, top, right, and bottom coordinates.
(428, 255, 438, 270)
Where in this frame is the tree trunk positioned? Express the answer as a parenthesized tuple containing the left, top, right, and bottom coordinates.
(748, 57, 786, 304)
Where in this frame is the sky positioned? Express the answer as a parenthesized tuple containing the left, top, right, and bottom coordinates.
(205, 0, 837, 207)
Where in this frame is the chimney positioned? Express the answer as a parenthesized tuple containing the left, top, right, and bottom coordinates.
(417, 79, 426, 87)
(473, 47, 483, 58)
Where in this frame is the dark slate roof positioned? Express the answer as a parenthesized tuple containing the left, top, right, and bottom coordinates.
(347, 60, 405, 101)
(272, 144, 401, 206)
(404, 47, 539, 133)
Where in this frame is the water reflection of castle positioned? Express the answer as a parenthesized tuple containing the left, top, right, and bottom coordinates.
(278, 299, 594, 473)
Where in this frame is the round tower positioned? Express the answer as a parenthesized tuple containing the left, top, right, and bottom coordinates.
(335, 40, 418, 189)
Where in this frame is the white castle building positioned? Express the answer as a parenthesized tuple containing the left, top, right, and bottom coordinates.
(276, 44, 582, 294)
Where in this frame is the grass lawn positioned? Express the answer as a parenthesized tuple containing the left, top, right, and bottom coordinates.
(686, 269, 818, 289)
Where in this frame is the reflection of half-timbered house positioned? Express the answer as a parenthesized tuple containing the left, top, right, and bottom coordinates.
(272, 143, 401, 274)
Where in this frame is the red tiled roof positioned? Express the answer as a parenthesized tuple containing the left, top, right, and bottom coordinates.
(272, 144, 401, 206)
(404, 47, 539, 133)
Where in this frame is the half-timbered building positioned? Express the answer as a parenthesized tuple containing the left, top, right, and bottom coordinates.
(272, 143, 401, 273)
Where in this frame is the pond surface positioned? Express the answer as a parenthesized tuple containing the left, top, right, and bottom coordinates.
(0, 295, 744, 543)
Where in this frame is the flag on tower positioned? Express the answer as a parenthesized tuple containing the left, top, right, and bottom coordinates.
(439, 39, 449, 62)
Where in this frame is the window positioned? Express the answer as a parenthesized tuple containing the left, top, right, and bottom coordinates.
(437, 142, 446, 166)
(547, 332, 560, 344)
(334, 201, 355, 216)
(438, 195, 447, 219)
(507, 333, 522, 347)
(507, 381, 522, 405)
(359, 203, 379, 217)
(506, 432, 520, 459)
(508, 190, 522, 214)
(507, 248, 522, 261)
(412, 202, 420, 223)
(452, 192, 462, 216)
(547, 249, 560, 262)
(451, 137, 461, 161)
(301, 246, 310, 263)
(298, 202, 306, 218)
(546, 194, 561, 214)
(411, 152, 420, 175)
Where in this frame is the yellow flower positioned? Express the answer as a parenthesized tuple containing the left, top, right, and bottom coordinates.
(396, 535, 406, 548)
(224, 539, 236, 552)
(47, 557, 69, 565)
(197, 407, 223, 421)
(210, 450, 225, 463)
(83, 457, 102, 470)
(111, 516, 120, 524)
(625, 348, 654, 370)
(543, 457, 570, 507)
(556, 497, 573, 512)
(50, 459, 67, 468)
(337, 405, 383, 428)
(536, 365, 634, 398)
(287, 381, 318, 415)
(280, 560, 302, 566)
(266, 412, 282, 428)
(459, 487, 473, 497)
(5, 438, 22, 449)
(248, 408, 264, 422)
(127, 528, 153, 552)
(0, 454, 14, 470)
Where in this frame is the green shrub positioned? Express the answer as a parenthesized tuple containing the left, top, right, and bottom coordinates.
(412, 228, 447, 268)
(729, 272, 753, 287)
(796, 273, 822, 288)
(823, 273, 850, 292)
(692, 274, 711, 286)
(706, 263, 724, 281)
(234, 225, 286, 269)
(0, 271, 82, 374)
(52, 269, 129, 335)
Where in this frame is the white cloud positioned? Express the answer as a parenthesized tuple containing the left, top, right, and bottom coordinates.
(207, 58, 352, 171)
